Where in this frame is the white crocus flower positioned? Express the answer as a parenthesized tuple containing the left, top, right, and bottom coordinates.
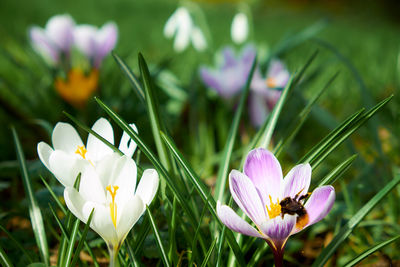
(37, 117, 137, 188)
(29, 14, 75, 64)
(74, 22, 118, 68)
(64, 153, 159, 264)
(231, 12, 249, 44)
(164, 7, 207, 52)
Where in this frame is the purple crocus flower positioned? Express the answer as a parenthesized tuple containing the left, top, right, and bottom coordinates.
(217, 148, 335, 266)
(200, 45, 290, 127)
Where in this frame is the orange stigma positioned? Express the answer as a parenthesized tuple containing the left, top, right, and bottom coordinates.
(54, 68, 99, 108)
(266, 77, 277, 88)
(106, 185, 119, 228)
(266, 195, 281, 219)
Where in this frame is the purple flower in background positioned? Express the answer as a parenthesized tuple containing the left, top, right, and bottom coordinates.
(29, 14, 75, 65)
(200, 45, 290, 127)
(74, 22, 118, 68)
(217, 148, 335, 266)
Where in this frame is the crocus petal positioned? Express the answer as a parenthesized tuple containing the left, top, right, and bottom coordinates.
(37, 142, 54, 170)
(303, 185, 335, 228)
(45, 14, 75, 52)
(83, 201, 118, 246)
(86, 118, 114, 162)
(116, 195, 144, 242)
(221, 47, 237, 69)
(29, 27, 59, 63)
(135, 169, 159, 206)
(248, 92, 269, 128)
(64, 187, 86, 223)
(52, 122, 84, 154)
(217, 202, 264, 238)
(229, 170, 266, 226)
(191, 27, 207, 51)
(49, 150, 85, 187)
(79, 167, 107, 204)
(241, 44, 257, 64)
(73, 25, 97, 58)
(282, 163, 311, 199)
(118, 123, 138, 157)
(267, 60, 285, 77)
(231, 12, 249, 44)
(243, 148, 283, 205)
(94, 22, 118, 67)
(260, 214, 296, 247)
(110, 156, 137, 201)
(200, 68, 225, 97)
(96, 153, 121, 189)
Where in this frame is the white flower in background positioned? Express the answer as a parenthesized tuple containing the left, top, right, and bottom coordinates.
(231, 12, 249, 44)
(29, 14, 75, 64)
(74, 22, 118, 68)
(37, 117, 137, 187)
(164, 7, 207, 52)
(64, 153, 159, 256)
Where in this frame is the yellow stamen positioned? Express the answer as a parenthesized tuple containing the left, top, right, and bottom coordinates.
(75, 145, 88, 159)
(266, 77, 277, 88)
(54, 68, 99, 108)
(106, 185, 119, 228)
(266, 195, 281, 219)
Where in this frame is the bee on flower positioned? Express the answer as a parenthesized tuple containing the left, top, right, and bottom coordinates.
(29, 14, 118, 107)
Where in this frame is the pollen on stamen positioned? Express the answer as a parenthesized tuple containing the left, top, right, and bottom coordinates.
(106, 185, 119, 229)
(75, 145, 87, 159)
(266, 77, 277, 88)
(266, 195, 281, 219)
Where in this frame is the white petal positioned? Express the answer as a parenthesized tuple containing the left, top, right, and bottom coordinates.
(116, 195, 144, 242)
(45, 14, 75, 52)
(96, 153, 121, 189)
(73, 24, 97, 57)
(49, 150, 85, 187)
(191, 27, 207, 51)
(64, 187, 87, 223)
(118, 123, 138, 157)
(86, 118, 114, 162)
(173, 11, 193, 52)
(112, 156, 137, 200)
(135, 169, 159, 206)
(164, 9, 179, 38)
(79, 167, 107, 204)
(37, 142, 53, 170)
(231, 12, 249, 44)
(29, 27, 59, 64)
(52, 122, 84, 154)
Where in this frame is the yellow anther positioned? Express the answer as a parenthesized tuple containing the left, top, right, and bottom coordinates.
(266, 195, 281, 219)
(266, 77, 277, 88)
(106, 185, 119, 228)
(75, 145, 88, 159)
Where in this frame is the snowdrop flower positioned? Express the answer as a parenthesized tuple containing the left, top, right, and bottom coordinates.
(37, 117, 137, 188)
(29, 14, 75, 65)
(164, 7, 207, 52)
(200, 45, 289, 126)
(74, 22, 118, 68)
(217, 148, 335, 266)
(231, 12, 249, 44)
(64, 153, 159, 265)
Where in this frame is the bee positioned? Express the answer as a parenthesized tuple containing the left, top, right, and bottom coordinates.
(279, 190, 310, 229)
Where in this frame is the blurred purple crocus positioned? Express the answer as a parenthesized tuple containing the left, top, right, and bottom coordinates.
(29, 14, 75, 65)
(217, 148, 335, 266)
(200, 45, 290, 127)
(73, 22, 118, 68)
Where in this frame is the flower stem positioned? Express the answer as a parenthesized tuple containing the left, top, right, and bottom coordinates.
(266, 240, 284, 267)
(108, 244, 120, 267)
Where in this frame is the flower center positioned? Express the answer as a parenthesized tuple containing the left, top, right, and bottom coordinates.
(266, 77, 277, 88)
(266, 195, 281, 219)
(106, 185, 119, 229)
(75, 145, 88, 159)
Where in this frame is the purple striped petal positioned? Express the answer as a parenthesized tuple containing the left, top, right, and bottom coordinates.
(229, 170, 266, 226)
(94, 22, 118, 67)
(248, 92, 269, 128)
(260, 214, 295, 248)
(244, 148, 283, 206)
(267, 60, 285, 77)
(304, 186, 335, 226)
(221, 47, 237, 69)
(29, 27, 59, 63)
(45, 14, 75, 52)
(217, 202, 264, 238)
(282, 163, 311, 199)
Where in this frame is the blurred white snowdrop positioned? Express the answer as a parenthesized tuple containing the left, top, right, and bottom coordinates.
(29, 14, 75, 64)
(164, 7, 207, 52)
(231, 12, 249, 44)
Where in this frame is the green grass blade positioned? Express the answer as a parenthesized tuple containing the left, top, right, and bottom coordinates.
(70, 209, 95, 267)
(40, 176, 67, 214)
(12, 127, 49, 266)
(0, 244, 13, 267)
(0, 225, 34, 263)
(133, 215, 151, 256)
(146, 206, 171, 267)
(317, 154, 357, 187)
(167, 197, 178, 264)
(246, 242, 269, 267)
(138, 53, 172, 171)
(200, 238, 217, 267)
(343, 235, 400, 267)
(48, 204, 70, 242)
(312, 173, 400, 267)
(112, 52, 145, 101)
(189, 202, 209, 266)
(63, 218, 80, 267)
(214, 57, 257, 203)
